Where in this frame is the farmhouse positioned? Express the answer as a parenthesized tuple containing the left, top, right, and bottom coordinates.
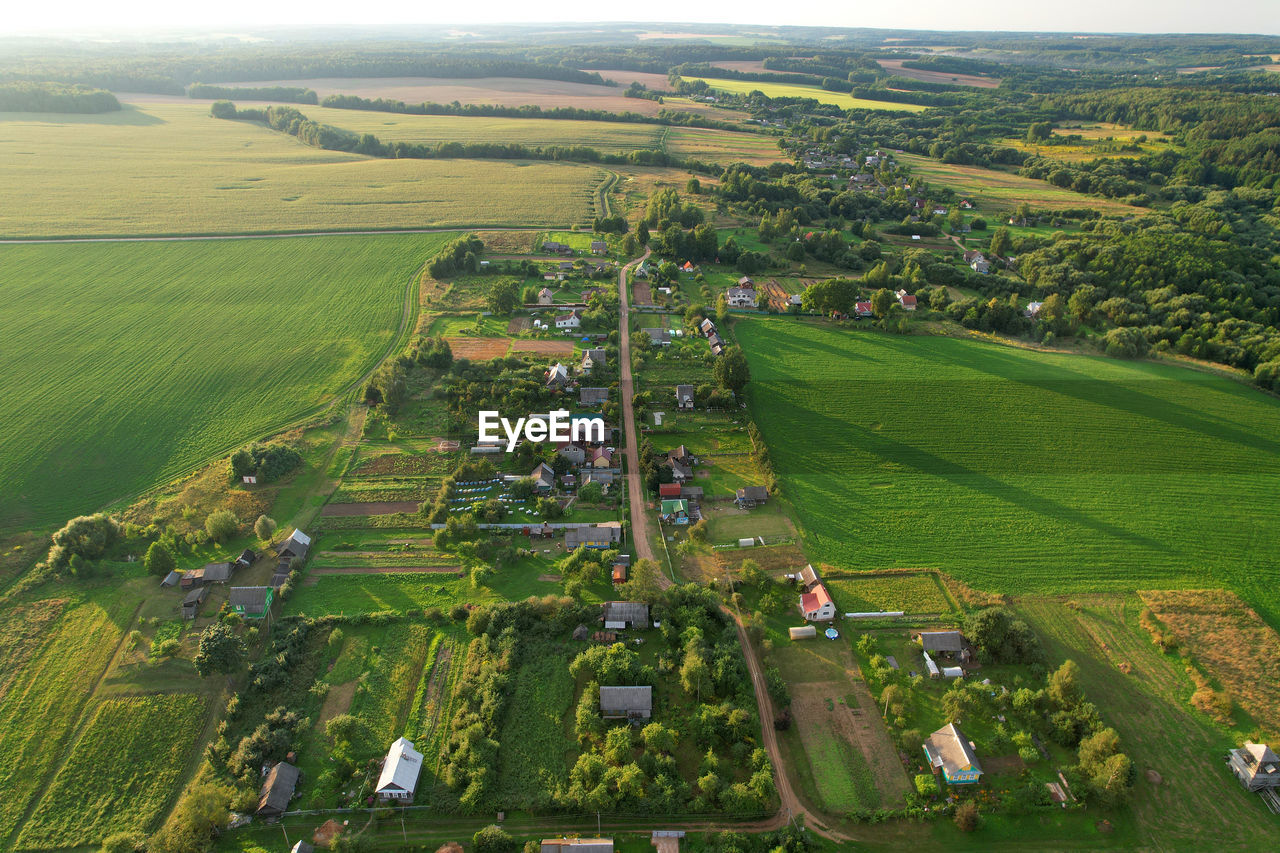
(676, 385, 695, 409)
(681, 261, 697, 272)
(660, 499, 690, 523)
(923, 723, 983, 785)
(538, 287, 556, 305)
(531, 463, 556, 493)
(257, 761, 300, 817)
(1229, 742, 1280, 791)
(603, 601, 650, 628)
(579, 387, 609, 406)
(555, 310, 582, 331)
(970, 258, 991, 274)
(642, 328, 671, 346)
(542, 240, 572, 255)
(565, 522, 623, 550)
(599, 686, 652, 721)
(919, 630, 972, 662)
(1026, 301, 1044, 318)
(735, 485, 769, 508)
(590, 240, 608, 255)
(376, 737, 424, 802)
(180, 586, 208, 620)
(854, 301, 874, 318)
(962, 250, 985, 264)
(542, 839, 614, 853)
(556, 442, 587, 466)
(727, 286, 758, 308)
(580, 347, 606, 375)
(895, 290, 918, 310)
(591, 446, 613, 468)
(277, 529, 311, 561)
(558, 261, 575, 273)
(669, 461, 692, 482)
(545, 362, 571, 388)
(799, 583, 837, 622)
(229, 586, 274, 619)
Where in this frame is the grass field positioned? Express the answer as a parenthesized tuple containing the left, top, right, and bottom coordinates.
(0, 102, 605, 236)
(823, 572, 956, 615)
(684, 77, 928, 112)
(896, 152, 1137, 214)
(17, 693, 208, 848)
(737, 319, 1280, 623)
(496, 649, 577, 807)
(0, 234, 446, 531)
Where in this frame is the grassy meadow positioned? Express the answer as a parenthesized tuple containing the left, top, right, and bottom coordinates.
(896, 152, 1137, 214)
(0, 102, 605, 236)
(0, 233, 447, 531)
(737, 319, 1280, 622)
(684, 77, 928, 112)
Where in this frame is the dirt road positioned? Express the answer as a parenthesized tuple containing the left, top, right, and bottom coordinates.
(618, 248, 657, 566)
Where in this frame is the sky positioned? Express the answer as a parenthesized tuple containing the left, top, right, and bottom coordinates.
(6, 0, 1279, 36)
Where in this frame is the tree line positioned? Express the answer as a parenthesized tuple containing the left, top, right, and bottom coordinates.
(0, 81, 119, 113)
(189, 83, 318, 104)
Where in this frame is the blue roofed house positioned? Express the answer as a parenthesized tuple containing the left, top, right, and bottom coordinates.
(923, 723, 983, 784)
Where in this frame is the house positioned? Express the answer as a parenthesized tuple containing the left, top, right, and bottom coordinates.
(581, 470, 615, 489)
(1026, 301, 1044, 318)
(642, 328, 671, 346)
(962, 250, 985, 264)
(658, 483, 683, 498)
(699, 318, 717, 337)
(707, 333, 725, 356)
(736, 486, 769, 508)
(681, 261, 696, 272)
(229, 586, 274, 619)
(591, 240, 608, 255)
(565, 522, 624, 550)
(160, 570, 180, 588)
(257, 761, 300, 817)
(545, 362, 571, 388)
(538, 287, 556, 305)
(555, 310, 582, 331)
(933, 207, 948, 215)
(895, 290, 917, 310)
(960, 199, 975, 209)
(600, 686, 652, 721)
(180, 586, 208, 620)
(850, 173, 873, 185)
(1229, 742, 1280, 791)
(660, 499, 690, 523)
(603, 601, 650, 628)
(590, 446, 613, 468)
(727, 286, 758, 308)
(799, 582, 837, 622)
(970, 258, 991, 274)
(579, 387, 609, 406)
(543, 840, 613, 853)
(291, 842, 315, 853)
(234, 548, 256, 569)
(531, 463, 556, 493)
(854, 301, 874, 318)
(277, 529, 311, 561)
(668, 445, 694, 467)
(737, 276, 754, 288)
(634, 261, 651, 278)
(923, 723, 983, 784)
(865, 154, 881, 167)
(375, 737, 424, 802)
(670, 461, 693, 482)
(580, 348, 606, 375)
(676, 385, 695, 410)
(919, 630, 971, 662)
(543, 240, 572, 254)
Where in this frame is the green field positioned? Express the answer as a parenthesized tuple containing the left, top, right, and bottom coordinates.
(17, 693, 208, 848)
(0, 234, 446, 531)
(685, 77, 928, 112)
(822, 572, 955, 615)
(0, 102, 606, 236)
(737, 319, 1280, 622)
(895, 152, 1137, 214)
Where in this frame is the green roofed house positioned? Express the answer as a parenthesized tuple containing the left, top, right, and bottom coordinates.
(660, 499, 689, 524)
(229, 586, 274, 619)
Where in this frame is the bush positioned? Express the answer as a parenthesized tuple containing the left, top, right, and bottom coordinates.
(954, 800, 980, 832)
(254, 514, 277, 541)
(204, 509, 239, 543)
(473, 824, 516, 853)
(913, 773, 938, 797)
(144, 541, 176, 576)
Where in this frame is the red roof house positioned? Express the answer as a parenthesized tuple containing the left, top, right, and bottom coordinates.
(799, 583, 837, 622)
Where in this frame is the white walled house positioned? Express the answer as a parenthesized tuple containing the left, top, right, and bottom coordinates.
(376, 737, 424, 802)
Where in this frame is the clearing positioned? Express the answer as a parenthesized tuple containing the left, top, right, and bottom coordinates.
(684, 77, 928, 112)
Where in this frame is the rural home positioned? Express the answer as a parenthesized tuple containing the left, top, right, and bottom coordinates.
(229, 586, 274, 619)
(799, 582, 837, 622)
(699, 318, 717, 337)
(923, 723, 983, 785)
(234, 548, 256, 569)
(669, 461, 692, 482)
(591, 240, 608, 255)
(736, 486, 769, 508)
(727, 286, 758, 308)
(668, 445, 695, 467)
(919, 630, 972, 662)
(257, 761, 300, 817)
(180, 586, 208, 620)
(542, 839, 614, 853)
(603, 601, 650, 628)
(376, 737, 424, 802)
(681, 261, 697, 272)
(531, 463, 556, 493)
(556, 310, 582, 331)
(542, 240, 572, 255)
(1229, 742, 1280, 791)
(545, 362, 571, 388)
(643, 328, 671, 346)
(556, 442, 587, 466)
(277, 529, 311, 561)
(1026, 301, 1044, 318)
(591, 446, 613, 468)
(599, 686, 653, 721)
(971, 258, 991, 274)
(676, 385, 695, 409)
(579, 387, 609, 406)
(582, 470, 615, 489)
(962, 249, 985, 264)
(565, 522, 623, 550)
(538, 287, 556, 305)
(854, 301, 874, 317)
(895, 290, 917, 310)
(660, 498, 690, 523)
(558, 261, 575, 272)
(580, 348, 606, 375)
(707, 333, 726, 356)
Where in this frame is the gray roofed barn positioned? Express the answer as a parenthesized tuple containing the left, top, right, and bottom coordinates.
(229, 586, 274, 618)
(566, 523, 624, 550)
(676, 385, 695, 409)
(201, 562, 233, 583)
(603, 601, 649, 627)
(580, 387, 609, 406)
(257, 761, 300, 816)
(599, 686, 652, 720)
(181, 586, 208, 620)
(277, 529, 311, 560)
(919, 631, 966, 653)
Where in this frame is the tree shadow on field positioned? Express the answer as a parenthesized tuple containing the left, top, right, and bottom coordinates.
(802, 407, 1172, 554)
(0, 104, 165, 126)
(867, 333, 1280, 458)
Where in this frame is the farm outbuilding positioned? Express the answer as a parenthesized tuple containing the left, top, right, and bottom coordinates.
(919, 630, 972, 662)
(735, 486, 768, 508)
(789, 626, 817, 640)
(542, 839, 614, 853)
(676, 384, 695, 409)
(180, 586, 208, 620)
(565, 522, 623, 550)
(1229, 742, 1280, 791)
(602, 601, 649, 628)
(277, 529, 311, 561)
(160, 571, 180, 588)
(229, 586, 274, 619)
(257, 761, 300, 816)
(234, 548, 256, 568)
(376, 737, 424, 801)
(599, 686, 652, 721)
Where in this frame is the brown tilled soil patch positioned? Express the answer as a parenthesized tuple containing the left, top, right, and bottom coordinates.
(321, 501, 421, 517)
(507, 316, 532, 334)
(632, 279, 652, 304)
(511, 339, 575, 355)
(313, 819, 344, 847)
(682, 542, 808, 585)
(877, 58, 1001, 89)
(446, 337, 512, 360)
(475, 230, 537, 253)
(317, 679, 356, 729)
(538, 574, 563, 582)
(312, 566, 463, 575)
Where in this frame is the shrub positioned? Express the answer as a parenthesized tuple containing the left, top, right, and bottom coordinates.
(954, 800, 980, 832)
(144, 541, 176, 576)
(204, 510, 239, 543)
(913, 773, 938, 797)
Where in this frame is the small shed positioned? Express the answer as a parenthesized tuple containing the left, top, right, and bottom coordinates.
(180, 586, 208, 620)
(257, 761, 300, 816)
(277, 529, 312, 561)
(599, 686, 652, 721)
(160, 570, 181, 588)
(789, 626, 817, 640)
(942, 666, 965, 678)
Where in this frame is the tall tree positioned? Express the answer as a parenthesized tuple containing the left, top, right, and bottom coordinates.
(713, 347, 750, 397)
